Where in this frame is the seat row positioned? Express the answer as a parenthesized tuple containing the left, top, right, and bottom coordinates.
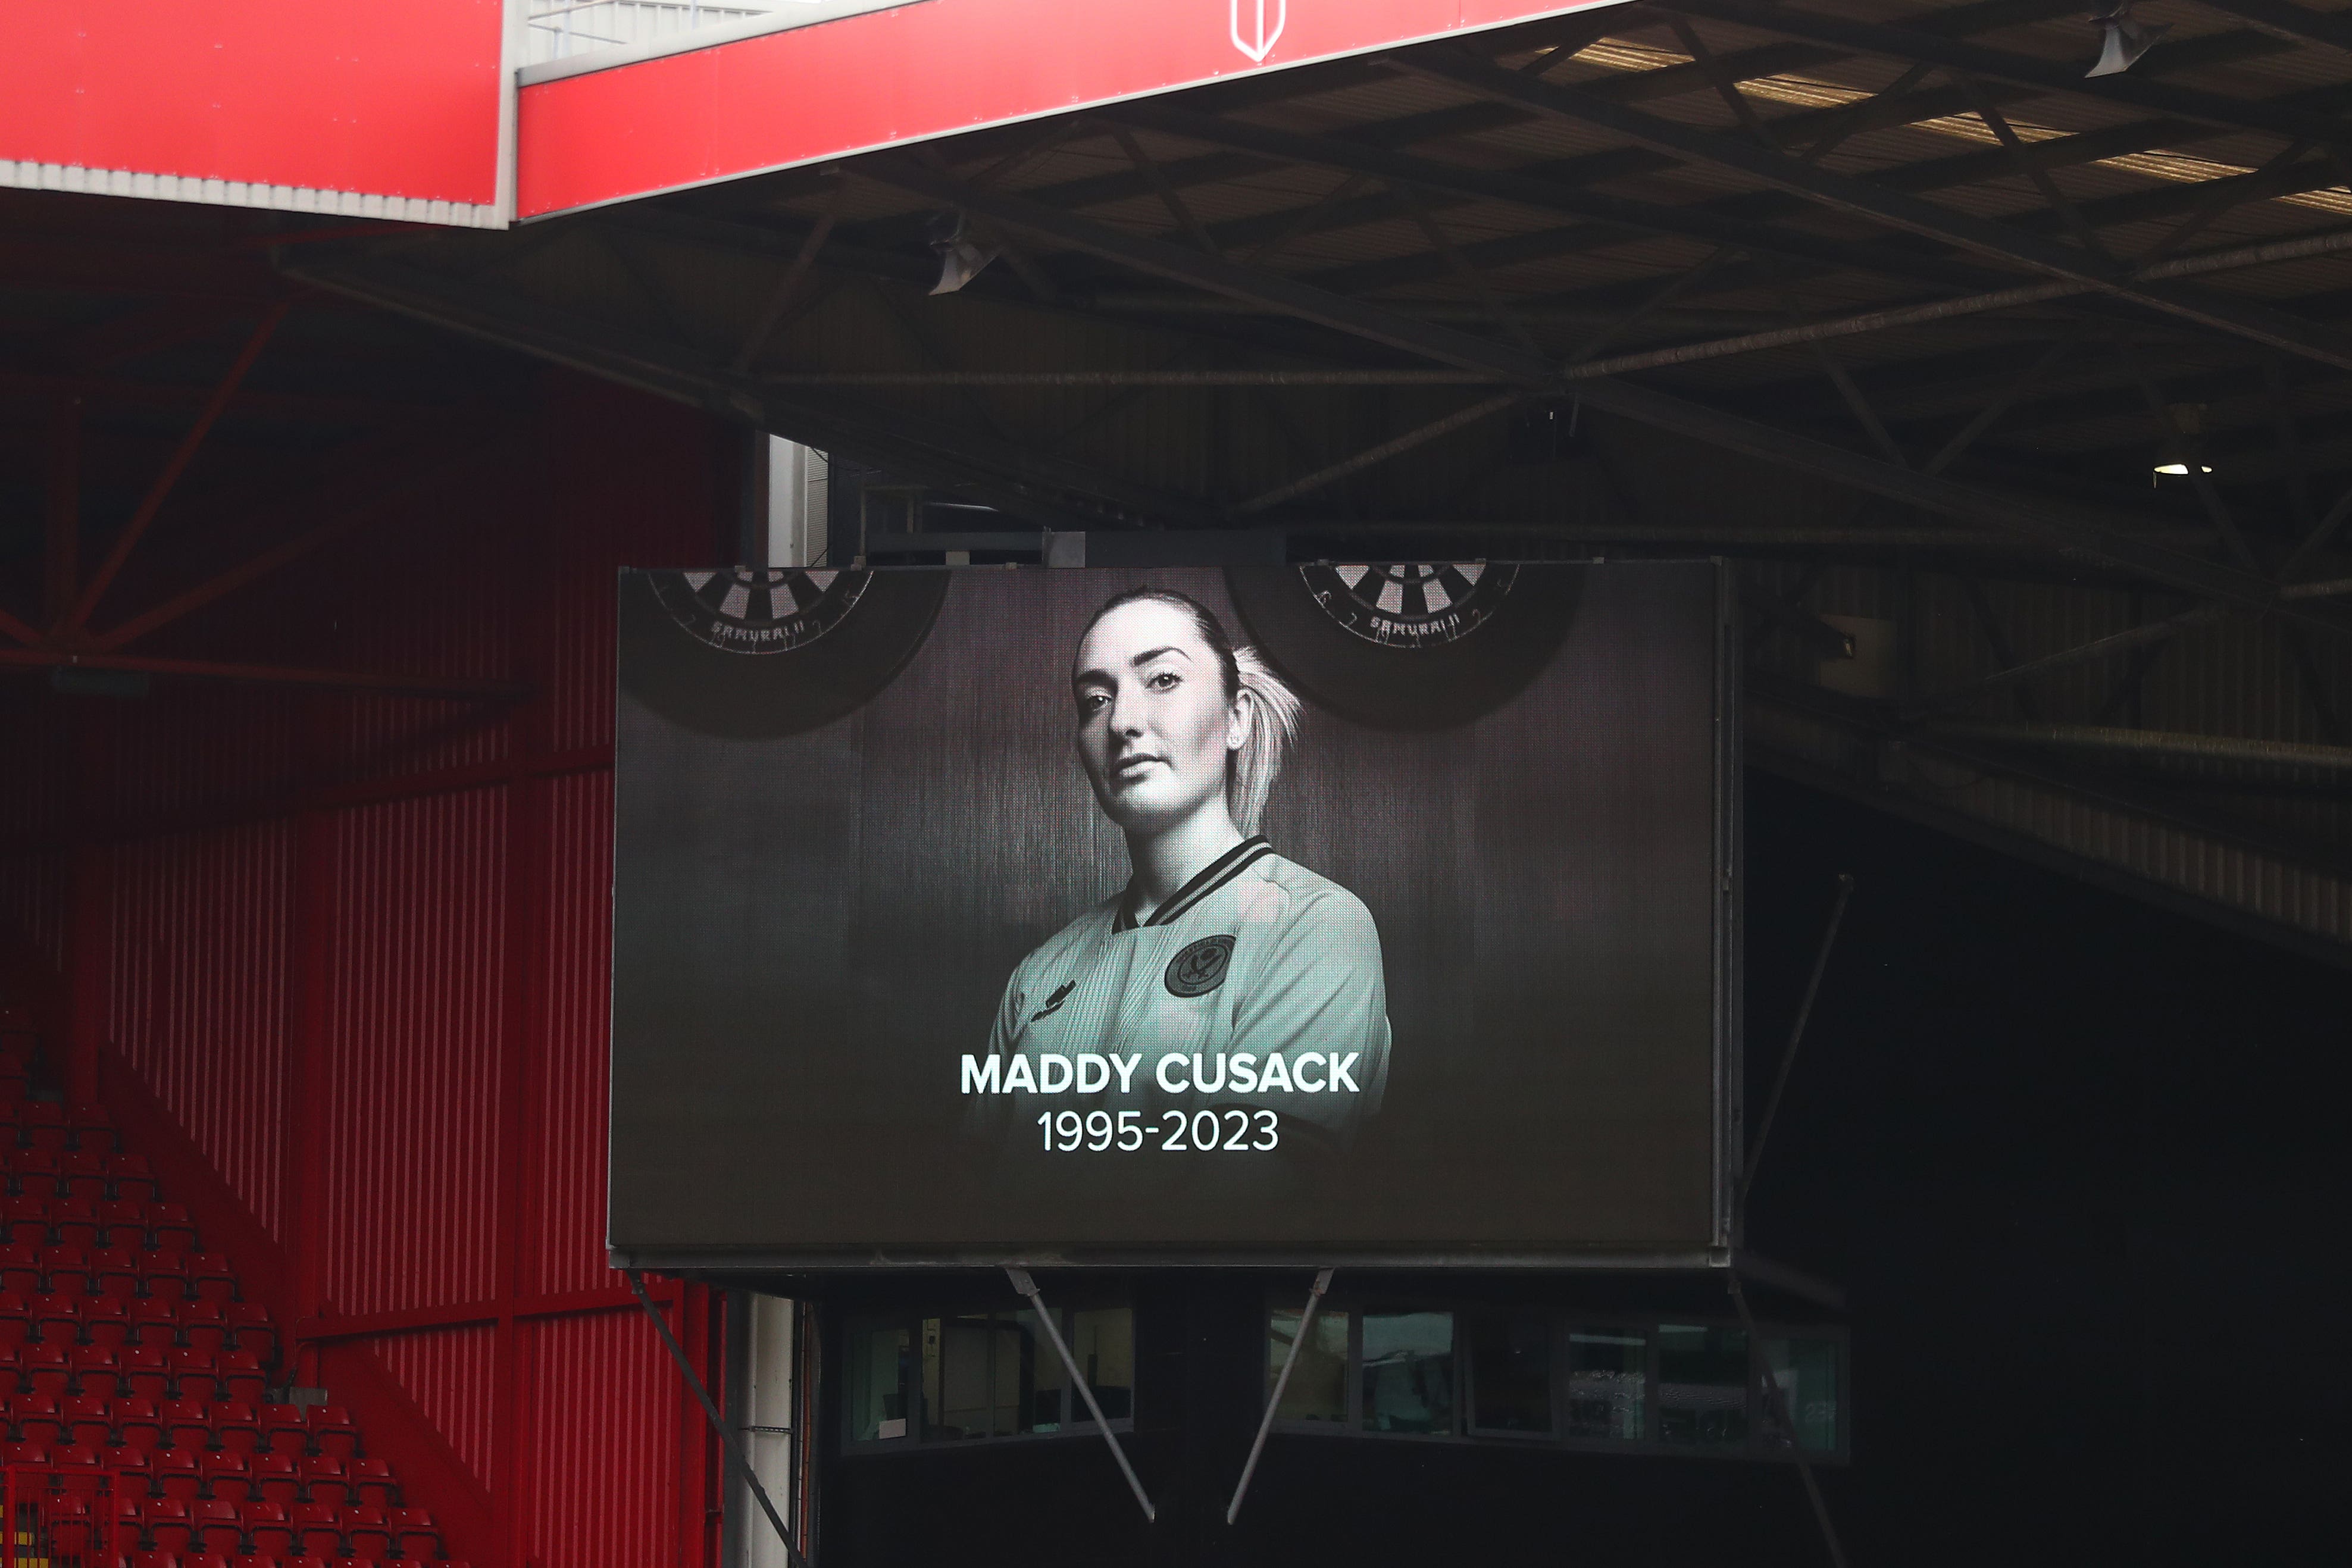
(4, 1400, 359, 1457)
(2, 1150, 160, 1204)
(4, 1445, 394, 1504)
(112, 1557, 468, 1568)
(0, 1293, 275, 1356)
(5, 1197, 199, 1251)
(2, 1244, 234, 1301)
(41, 1496, 443, 1561)
(0, 1099, 120, 1154)
(2, 1346, 272, 1402)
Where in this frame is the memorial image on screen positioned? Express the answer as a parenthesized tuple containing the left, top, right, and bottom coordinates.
(610, 561, 1734, 1264)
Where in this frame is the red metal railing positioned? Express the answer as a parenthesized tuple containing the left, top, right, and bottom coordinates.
(1, 1467, 130, 1568)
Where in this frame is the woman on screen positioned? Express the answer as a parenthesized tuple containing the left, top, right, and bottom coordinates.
(981, 587, 1391, 1146)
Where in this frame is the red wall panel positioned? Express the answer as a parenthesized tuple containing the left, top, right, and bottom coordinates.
(373, 1323, 502, 1490)
(321, 790, 509, 1316)
(531, 770, 620, 1298)
(108, 822, 295, 1238)
(521, 1308, 686, 1568)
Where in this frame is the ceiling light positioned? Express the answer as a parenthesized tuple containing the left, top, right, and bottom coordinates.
(2152, 462, 2213, 477)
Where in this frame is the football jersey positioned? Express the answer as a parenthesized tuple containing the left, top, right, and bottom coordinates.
(981, 837, 1390, 1135)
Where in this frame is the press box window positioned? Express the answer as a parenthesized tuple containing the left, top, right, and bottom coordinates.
(844, 1306, 1132, 1448)
(1657, 1324, 1749, 1448)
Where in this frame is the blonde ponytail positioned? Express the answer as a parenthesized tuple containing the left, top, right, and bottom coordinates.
(1227, 645, 1299, 834)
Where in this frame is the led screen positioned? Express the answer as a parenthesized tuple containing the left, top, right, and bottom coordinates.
(610, 562, 1736, 1265)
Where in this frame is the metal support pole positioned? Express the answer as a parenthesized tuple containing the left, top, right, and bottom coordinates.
(625, 1270, 814, 1568)
(1225, 1267, 1333, 1525)
(1728, 1273, 1849, 1568)
(1742, 875, 1855, 1204)
(1003, 1267, 1156, 1523)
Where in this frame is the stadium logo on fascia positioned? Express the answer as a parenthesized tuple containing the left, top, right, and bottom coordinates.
(1230, 0, 1286, 62)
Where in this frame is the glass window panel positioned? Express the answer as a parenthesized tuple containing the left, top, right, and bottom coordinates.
(1467, 1315, 1552, 1435)
(1023, 1309, 1066, 1433)
(1657, 1324, 1749, 1448)
(1566, 1328, 1647, 1441)
(1269, 1307, 1349, 1423)
(1071, 1308, 1134, 1420)
(1362, 1311, 1455, 1435)
(846, 1320, 912, 1442)
(1763, 1337, 1841, 1454)
(931, 1313, 996, 1439)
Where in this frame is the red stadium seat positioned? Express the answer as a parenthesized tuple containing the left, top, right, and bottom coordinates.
(15, 1103, 63, 1153)
(109, 1156, 161, 1204)
(118, 1396, 165, 1452)
(82, 1292, 129, 1348)
(0, 1439, 46, 1466)
(230, 1558, 281, 1568)
(46, 1493, 93, 1553)
(163, 1397, 212, 1451)
(63, 1392, 112, 1445)
(53, 1198, 99, 1250)
(102, 1443, 150, 1487)
(67, 1104, 116, 1154)
(308, 1407, 356, 1460)
(129, 1553, 177, 1568)
(12, 1392, 62, 1444)
(182, 1300, 228, 1356)
(350, 1457, 397, 1510)
(32, 1291, 78, 1344)
(124, 1345, 171, 1401)
(242, 1500, 294, 1557)
(226, 1304, 276, 1366)
(0, 1289, 27, 1347)
(133, 1297, 180, 1345)
(53, 1439, 106, 1492)
(298, 1456, 349, 1507)
(291, 1503, 340, 1558)
(94, 1245, 144, 1298)
(153, 1446, 203, 1498)
(58, 1151, 108, 1203)
(344, 1503, 391, 1561)
(220, 1351, 265, 1407)
(0, 1243, 40, 1295)
(100, 1200, 149, 1248)
(7, 1150, 58, 1199)
(251, 1453, 299, 1505)
(146, 1253, 193, 1303)
(189, 1255, 236, 1304)
(389, 1507, 440, 1561)
(286, 1558, 333, 1568)
(25, 1341, 68, 1395)
(150, 1495, 195, 1553)
(151, 1206, 198, 1254)
(195, 1497, 243, 1556)
(186, 1556, 233, 1568)
(0, 1343, 21, 1397)
(5, 1197, 51, 1248)
(170, 1349, 220, 1403)
(71, 1344, 122, 1398)
(40, 1243, 92, 1296)
(214, 1401, 261, 1456)
(202, 1448, 252, 1504)
(262, 1405, 309, 1457)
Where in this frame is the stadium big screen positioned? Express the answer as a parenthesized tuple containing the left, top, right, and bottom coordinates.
(610, 562, 1737, 1266)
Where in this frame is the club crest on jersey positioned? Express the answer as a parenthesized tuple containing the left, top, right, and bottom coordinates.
(1031, 981, 1077, 1022)
(1165, 935, 1236, 998)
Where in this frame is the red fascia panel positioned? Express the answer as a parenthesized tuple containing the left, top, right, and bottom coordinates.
(1, 0, 504, 220)
(517, 0, 1623, 218)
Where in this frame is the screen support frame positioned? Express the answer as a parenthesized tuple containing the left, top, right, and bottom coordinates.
(1005, 1267, 1156, 1523)
(1226, 1266, 1334, 1525)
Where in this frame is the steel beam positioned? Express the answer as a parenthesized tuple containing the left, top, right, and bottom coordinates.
(2182, 0, 2352, 55)
(1397, 50, 2352, 377)
(1653, 0, 2341, 142)
(858, 156, 2352, 630)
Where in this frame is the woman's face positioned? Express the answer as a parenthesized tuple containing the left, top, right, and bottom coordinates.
(1072, 599, 1244, 835)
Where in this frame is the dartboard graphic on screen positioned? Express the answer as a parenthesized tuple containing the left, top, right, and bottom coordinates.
(651, 566, 870, 652)
(1300, 562, 1516, 647)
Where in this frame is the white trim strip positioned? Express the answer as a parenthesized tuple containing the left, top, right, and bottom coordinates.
(0, 159, 505, 230)
(517, 0, 932, 86)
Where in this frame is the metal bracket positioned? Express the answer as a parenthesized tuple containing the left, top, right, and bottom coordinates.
(625, 1270, 814, 1568)
(1225, 1267, 1334, 1525)
(1004, 1267, 1156, 1523)
(1728, 1273, 1849, 1568)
